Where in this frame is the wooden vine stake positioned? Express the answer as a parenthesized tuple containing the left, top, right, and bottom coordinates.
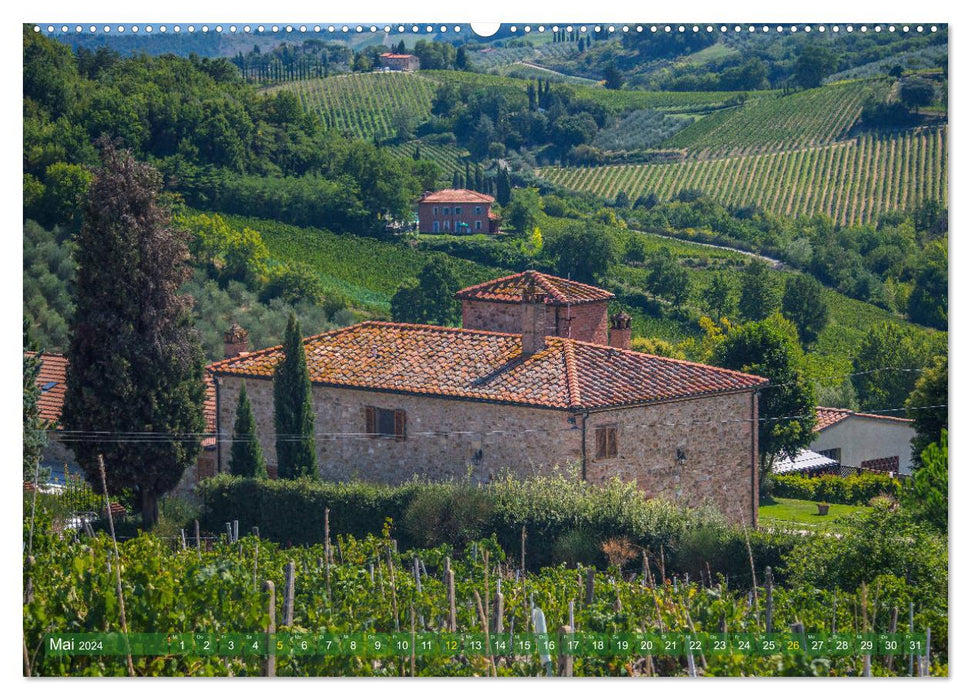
(473, 590, 496, 677)
(283, 561, 295, 627)
(557, 625, 573, 677)
(97, 455, 135, 678)
(386, 543, 400, 632)
(263, 580, 276, 677)
(494, 579, 505, 634)
(520, 525, 526, 573)
(194, 519, 201, 553)
(585, 568, 595, 606)
(884, 606, 898, 672)
(445, 557, 457, 633)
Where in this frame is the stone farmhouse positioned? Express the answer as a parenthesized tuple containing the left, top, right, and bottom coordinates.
(417, 189, 499, 234)
(209, 271, 768, 526)
(378, 53, 420, 72)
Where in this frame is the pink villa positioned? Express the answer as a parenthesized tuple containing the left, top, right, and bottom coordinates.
(417, 189, 499, 234)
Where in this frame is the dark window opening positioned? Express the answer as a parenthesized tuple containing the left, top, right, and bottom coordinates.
(365, 406, 407, 441)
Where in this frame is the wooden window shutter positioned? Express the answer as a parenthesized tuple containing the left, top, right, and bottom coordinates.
(365, 406, 376, 436)
(595, 428, 606, 459)
(607, 428, 618, 458)
(394, 409, 407, 441)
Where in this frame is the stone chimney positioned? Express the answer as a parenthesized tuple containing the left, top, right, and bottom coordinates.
(521, 273, 547, 356)
(608, 312, 632, 350)
(223, 323, 249, 359)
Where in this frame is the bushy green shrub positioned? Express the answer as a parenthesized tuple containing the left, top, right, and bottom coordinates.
(773, 472, 900, 505)
(198, 473, 799, 583)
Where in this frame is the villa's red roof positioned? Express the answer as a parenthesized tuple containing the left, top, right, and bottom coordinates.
(419, 189, 495, 204)
(455, 270, 615, 306)
(208, 321, 767, 411)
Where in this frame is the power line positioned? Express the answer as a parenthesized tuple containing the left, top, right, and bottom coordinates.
(38, 403, 946, 444)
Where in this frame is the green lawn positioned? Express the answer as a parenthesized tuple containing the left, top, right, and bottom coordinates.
(758, 497, 871, 532)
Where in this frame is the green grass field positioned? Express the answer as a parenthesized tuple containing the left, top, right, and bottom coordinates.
(759, 497, 871, 532)
(220, 214, 503, 313)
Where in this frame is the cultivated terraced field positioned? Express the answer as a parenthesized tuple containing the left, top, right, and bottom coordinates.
(663, 80, 889, 157)
(542, 127, 947, 226)
(266, 72, 437, 142)
(272, 71, 774, 142)
(388, 140, 471, 179)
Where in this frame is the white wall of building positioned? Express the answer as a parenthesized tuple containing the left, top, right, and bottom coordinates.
(809, 417, 917, 475)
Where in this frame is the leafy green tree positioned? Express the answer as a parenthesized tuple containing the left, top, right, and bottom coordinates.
(229, 382, 267, 478)
(793, 44, 837, 89)
(261, 261, 326, 306)
(645, 247, 691, 307)
(738, 259, 780, 322)
(39, 162, 93, 230)
(781, 274, 830, 345)
(900, 79, 936, 114)
(23, 320, 48, 481)
(506, 187, 543, 233)
(906, 354, 947, 464)
(907, 239, 947, 330)
(545, 223, 617, 284)
(712, 314, 816, 496)
(391, 257, 460, 326)
(851, 323, 933, 412)
(604, 62, 624, 90)
(222, 226, 269, 288)
(701, 272, 737, 320)
(274, 313, 318, 480)
(903, 431, 947, 534)
(623, 236, 647, 264)
(61, 143, 206, 527)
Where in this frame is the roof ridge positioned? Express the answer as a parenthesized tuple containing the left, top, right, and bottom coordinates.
(529, 271, 569, 304)
(560, 339, 582, 408)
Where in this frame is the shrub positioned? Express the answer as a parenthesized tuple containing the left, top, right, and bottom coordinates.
(772, 472, 900, 505)
(551, 529, 601, 568)
(199, 473, 801, 583)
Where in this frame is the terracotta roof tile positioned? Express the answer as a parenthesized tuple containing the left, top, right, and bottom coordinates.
(25, 351, 217, 438)
(455, 270, 615, 306)
(209, 322, 767, 410)
(419, 189, 495, 204)
(26, 352, 68, 426)
(815, 406, 913, 432)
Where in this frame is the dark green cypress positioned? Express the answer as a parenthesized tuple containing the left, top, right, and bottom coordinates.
(274, 313, 317, 479)
(229, 382, 267, 478)
(61, 142, 206, 527)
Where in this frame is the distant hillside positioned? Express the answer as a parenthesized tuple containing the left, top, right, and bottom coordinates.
(662, 80, 889, 156)
(541, 127, 947, 226)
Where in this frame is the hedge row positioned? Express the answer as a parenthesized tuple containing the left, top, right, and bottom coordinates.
(197, 473, 801, 583)
(772, 472, 901, 505)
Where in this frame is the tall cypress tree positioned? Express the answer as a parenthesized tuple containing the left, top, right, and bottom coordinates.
(62, 141, 206, 527)
(496, 166, 511, 206)
(274, 313, 317, 479)
(229, 382, 267, 478)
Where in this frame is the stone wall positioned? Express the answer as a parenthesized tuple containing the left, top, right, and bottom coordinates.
(583, 391, 758, 527)
(215, 376, 758, 525)
(215, 377, 583, 482)
(461, 299, 608, 345)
